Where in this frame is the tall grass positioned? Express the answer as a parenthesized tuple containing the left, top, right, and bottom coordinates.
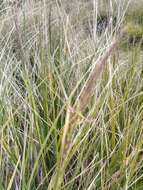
(0, 0, 143, 189)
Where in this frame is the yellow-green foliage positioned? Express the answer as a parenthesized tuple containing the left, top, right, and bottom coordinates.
(126, 22, 143, 38)
(121, 22, 143, 49)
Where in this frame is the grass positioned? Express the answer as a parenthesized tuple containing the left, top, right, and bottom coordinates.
(0, 0, 143, 189)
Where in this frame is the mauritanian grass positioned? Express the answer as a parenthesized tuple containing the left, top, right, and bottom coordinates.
(0, 0, 143, 190)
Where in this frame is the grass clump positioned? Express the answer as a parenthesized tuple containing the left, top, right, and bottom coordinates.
(126, 1, 143, 25)
(120, 22, 143, 49)
(126, 22, 143, 45)
(1, 0, 143, 190)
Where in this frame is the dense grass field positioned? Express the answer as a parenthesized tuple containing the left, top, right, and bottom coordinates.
(0, 0, 143, 189)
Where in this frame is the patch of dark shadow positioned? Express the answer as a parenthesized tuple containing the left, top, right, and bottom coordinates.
(128, 36, 143, 46)
(13, 68, 25, 93)
(83, 14, 117, 36)
(0, 1, 6, 15)
(12, 53, 39, 97)
(97, 15, 117, 34)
